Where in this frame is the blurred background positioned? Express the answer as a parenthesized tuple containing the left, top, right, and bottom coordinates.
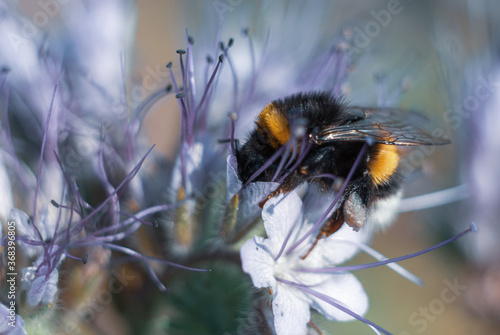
(9, 0, 500, 334)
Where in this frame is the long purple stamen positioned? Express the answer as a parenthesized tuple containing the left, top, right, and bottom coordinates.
(286, 139, 372, 254)
(53, 151, 93, 214)
(71, 145, 155, 232)
(132, 85, 173, 126)
(274, 203, 302, 261)
(228, 113, 238, 156)
(271, 141, 291, 182)
(297, 223, 477, 274)
(50, 190, 68, 247)
(102, 243, 210, 292)
(50, 200, 84, 217)
(197, 56, 222, 110)
(197, 55, 223, 129)
(104, 243, 168, 292)
(96, 149, 120, 227)
(186, 29, 196, 121)
(242, 29, 257, 104)
(325, 238, 423, 286)
(167, 62, 180, 94)
(285, 135, 299, 171)
(168, 62, 191, 146)
(177, 93, 193, 145)
(82, 203, 184, 243)
(221, 40, 239, 113)
(276, 277, 391, 335)
(242, 145, 286, 188)
(398, 184, 469, 213)
(64, 251, 86, 262)
(277, 136, 312, 184)
(32, 85, 58, 245)
(178, 50, 186, 94)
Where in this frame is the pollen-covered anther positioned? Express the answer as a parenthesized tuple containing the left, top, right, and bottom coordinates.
(293, 125, 306, 139)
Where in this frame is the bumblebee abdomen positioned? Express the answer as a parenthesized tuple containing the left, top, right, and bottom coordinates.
(367, 144, 400, 186)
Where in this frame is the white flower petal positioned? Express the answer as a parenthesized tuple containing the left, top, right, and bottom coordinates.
(309, 224, 370, 266)
(27, 269, 58, 306)
(22, 256, 60, 306)
(262, 192, 303, 245)
(273, 285, 311, 335)
(310, 272, 368, 322)
(9, 209, 31, 237)
(241, 237, 276, 290)
(237, 181, 279, 224)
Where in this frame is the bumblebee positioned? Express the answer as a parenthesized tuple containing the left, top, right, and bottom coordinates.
(236, 92, 450, 248)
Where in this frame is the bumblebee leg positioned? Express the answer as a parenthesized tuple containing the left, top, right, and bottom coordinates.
(301, 208, 344, 259)
(258, 171, 306, 208)
(258, 187, 282, 208)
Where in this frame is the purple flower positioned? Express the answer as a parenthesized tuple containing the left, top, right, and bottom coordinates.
(21, 254, 59, 306)
(0, 303, 27, 335)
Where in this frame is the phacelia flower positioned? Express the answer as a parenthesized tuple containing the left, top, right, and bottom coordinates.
(20, 254, 60, 306)
(241, 191, 370, 335)
(241, 188, 478, 334)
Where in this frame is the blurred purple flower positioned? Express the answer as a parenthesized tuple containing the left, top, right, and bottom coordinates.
(21, 254, 60, 306)
(0, 303, 26, 335)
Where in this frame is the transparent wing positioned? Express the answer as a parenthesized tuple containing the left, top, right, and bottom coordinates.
(313, 106, 451, 146)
